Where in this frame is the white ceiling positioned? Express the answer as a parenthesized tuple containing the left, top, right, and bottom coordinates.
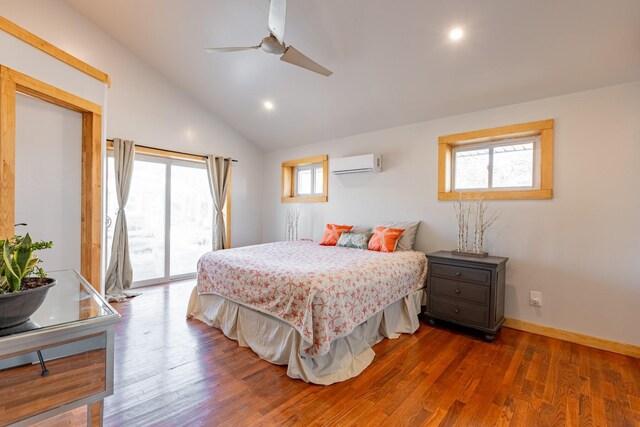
(64, 0, 640, 151)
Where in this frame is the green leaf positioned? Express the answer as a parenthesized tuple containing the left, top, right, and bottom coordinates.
(15, 246, 32, 273)
(27, 257, 38, 270)
(2, 241, 17, 279)
(10, 257, 22, 279)
(20, 233, 32, 248)
(2, 242, 21, 291)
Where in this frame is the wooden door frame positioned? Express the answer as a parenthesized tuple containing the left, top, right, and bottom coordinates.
(0, 65, 102, 291)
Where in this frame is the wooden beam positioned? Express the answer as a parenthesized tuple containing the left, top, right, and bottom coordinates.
(0, 74, 16, 238)
(281, 154, 328, 168)
(0, 16, 110, 86)
(438, 119, 554, 145)
(81, 112, 102, 292)
(438, 189, 553, 201)
(0, 66, 101, 114)
(322, 158, 329, 202)
(437, 143, 451, 195)
(281, 196, 328, 203)
(281, 166, 292, 200)
(539, 127, 554, 193)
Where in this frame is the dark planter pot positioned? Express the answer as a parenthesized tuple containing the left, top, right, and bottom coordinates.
(0, 278, 57, 329)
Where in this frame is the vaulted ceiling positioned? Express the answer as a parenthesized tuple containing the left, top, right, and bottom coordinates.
(64, 0, 640, 151)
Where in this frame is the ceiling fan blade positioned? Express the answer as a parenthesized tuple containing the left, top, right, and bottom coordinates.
(268, 0, 286, 44)
(205, 46, 260, 53)
(280, 46, 333, 77)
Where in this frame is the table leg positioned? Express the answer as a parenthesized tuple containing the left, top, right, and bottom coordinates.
(87, 401, 103, 426)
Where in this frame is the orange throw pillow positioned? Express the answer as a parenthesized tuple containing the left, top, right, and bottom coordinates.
(368, 226, 405, 252)
(320, 224, 353, 246)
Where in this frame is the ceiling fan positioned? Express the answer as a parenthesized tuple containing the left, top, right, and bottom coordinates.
(205, 0, 333, 77)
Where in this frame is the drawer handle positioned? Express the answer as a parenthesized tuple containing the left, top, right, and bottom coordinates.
(455, 272, 461, 277)
(454, 308, 460, 313)
(455, 289, 461, 294)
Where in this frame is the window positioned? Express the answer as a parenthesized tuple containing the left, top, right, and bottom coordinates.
(453, 137, 538, 191)
(281, 155, 328, 203)
(294, 163, 324, 196)
(106, 147, 230, 286)
(438, 120, 553, 200)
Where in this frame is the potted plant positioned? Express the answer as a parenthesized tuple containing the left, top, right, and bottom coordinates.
(0, 233, 55, 329)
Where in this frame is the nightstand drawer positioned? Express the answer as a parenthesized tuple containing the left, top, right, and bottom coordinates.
(431, 277, 490, 306)
(431, 263, 491, 285)
(430, 297, 489, 327)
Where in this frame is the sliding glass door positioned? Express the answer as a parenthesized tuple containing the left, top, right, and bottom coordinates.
(169, 162, 213, 276)
(106, 154, 214, 286)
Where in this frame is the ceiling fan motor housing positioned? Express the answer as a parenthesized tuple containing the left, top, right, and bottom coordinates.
(261, 36, 286, 55)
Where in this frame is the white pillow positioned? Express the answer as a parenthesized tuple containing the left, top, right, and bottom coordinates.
(381, 221, 420, 251)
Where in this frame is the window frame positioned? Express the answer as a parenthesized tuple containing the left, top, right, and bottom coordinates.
(281, 155, 328, 203)
(452, 135, 540, 192)
(438, 120, 554, 200)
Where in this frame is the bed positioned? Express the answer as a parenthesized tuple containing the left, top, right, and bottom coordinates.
(187, 240, 427, 385)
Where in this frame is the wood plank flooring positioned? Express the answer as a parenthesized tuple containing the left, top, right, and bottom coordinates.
(39, 280, 640, 426)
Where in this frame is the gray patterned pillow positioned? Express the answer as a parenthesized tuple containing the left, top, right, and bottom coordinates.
(336, 232, 373, 250)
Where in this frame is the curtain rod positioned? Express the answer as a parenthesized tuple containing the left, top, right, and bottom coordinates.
(106, 139, 238, 162)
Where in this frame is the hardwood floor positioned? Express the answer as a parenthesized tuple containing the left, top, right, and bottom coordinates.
(41, 280, 640, 426)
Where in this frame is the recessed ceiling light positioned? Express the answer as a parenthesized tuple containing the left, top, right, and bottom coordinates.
(263, 100, 274, 111)
(449, 27, 464, 41)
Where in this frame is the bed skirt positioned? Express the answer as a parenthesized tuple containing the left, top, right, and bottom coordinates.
(187, 286, 426, 385)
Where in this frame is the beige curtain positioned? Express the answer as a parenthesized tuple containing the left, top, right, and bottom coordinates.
(105, 139, 136, 302)
(205, 156, 232, 250)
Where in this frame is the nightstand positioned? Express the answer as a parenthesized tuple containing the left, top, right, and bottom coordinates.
(425, 251, 508, 342)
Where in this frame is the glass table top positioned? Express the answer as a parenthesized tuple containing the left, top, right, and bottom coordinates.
(0, 269, 119, 338)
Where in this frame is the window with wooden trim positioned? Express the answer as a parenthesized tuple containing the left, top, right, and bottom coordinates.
(281, 155, 328, 203)
(438, 120, 554, 200)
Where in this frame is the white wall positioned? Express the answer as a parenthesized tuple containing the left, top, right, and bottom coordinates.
(15, 94, 82, 271)
(0, 0, 264, 281)
(263, 81, 640, 346)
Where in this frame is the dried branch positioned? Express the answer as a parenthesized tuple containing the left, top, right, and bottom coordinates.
(472, 197, 500, 253)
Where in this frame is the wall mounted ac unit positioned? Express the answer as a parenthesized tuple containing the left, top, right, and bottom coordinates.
(329, 154, 382, 175)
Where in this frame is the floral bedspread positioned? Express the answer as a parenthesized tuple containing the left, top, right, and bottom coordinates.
(196, 240, 427, 357)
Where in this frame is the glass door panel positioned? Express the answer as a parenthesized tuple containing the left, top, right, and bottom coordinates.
(126, 159, 167, 282)
(170, 163, 213, 276)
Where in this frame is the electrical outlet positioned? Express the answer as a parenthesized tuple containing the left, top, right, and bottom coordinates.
(529, 291, 542, 307)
